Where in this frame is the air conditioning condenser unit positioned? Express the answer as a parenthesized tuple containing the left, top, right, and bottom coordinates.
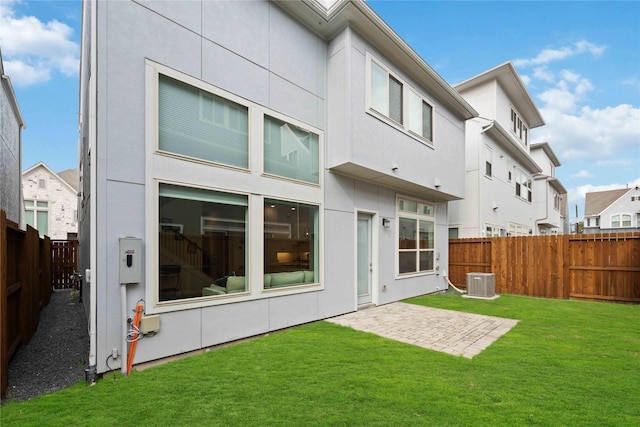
(466, 273, 496, 298)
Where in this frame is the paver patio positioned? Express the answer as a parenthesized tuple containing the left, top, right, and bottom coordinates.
(325, 302, 519, 359)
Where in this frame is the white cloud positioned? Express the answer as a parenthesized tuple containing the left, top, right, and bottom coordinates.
(520, 40, 639, 168)
(534, 103, 640, 161)
(0, 2, 79, 86)
(533, 66, 555, 83)
(514, 40, 606, 68)
(571, 170, 594, 179)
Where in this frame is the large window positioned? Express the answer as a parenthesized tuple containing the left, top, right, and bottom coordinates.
(264, 199, 318, 288)
(148, 62, 323, 309)
(24, 200, 48, 236)
(158, 183, 248, 301)
(611, 214, 631, 228)
(158, 74, 249, 168)
(264, 115, 319, 184)
(368, 55, 434, 144)
(397, 197, 435, 275)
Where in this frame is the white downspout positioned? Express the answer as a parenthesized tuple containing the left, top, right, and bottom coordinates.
(86, 0, 98, 383)
(479, 121, 494, 236)
(534, 175, 549, 235)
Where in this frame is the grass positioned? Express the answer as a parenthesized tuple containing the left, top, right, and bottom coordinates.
(2, 294, 639, 426)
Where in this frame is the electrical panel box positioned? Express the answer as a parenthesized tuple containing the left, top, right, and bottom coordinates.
(119, 237, 143, 284)
(139, 314, 160, 334)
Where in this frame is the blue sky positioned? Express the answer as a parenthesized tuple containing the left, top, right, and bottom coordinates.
(1, 0, 639, 220)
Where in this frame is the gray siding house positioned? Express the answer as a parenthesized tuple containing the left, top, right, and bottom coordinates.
(78, 0, 477, 375)
(0, 48, 26, 225)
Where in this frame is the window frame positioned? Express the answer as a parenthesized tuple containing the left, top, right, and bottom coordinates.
(145, 60, 324, 314)
(396, 196, 436, 277)
(24, 199, 49, 236)
(611, 213, 631, 228)
(514, 168, 532, 203)
(262, 112, 321, 186)
(510, 108, 528, 146)
(366, 53, 435, 147)
(155, 68, 252, 172)
(485, 146, 493, 177)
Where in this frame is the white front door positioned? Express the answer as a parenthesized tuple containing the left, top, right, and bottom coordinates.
(357, 214, 372, 306)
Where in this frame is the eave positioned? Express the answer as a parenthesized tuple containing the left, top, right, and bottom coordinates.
(483, 121, 542, 174)
(455, 61, 544, 128)
(274, 0, 478, 121)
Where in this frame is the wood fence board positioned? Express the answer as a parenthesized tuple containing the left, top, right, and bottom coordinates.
(449, 233, 640, 304)
(1, 210, 53, 398)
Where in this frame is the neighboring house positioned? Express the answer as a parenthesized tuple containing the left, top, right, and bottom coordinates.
(22, 162, 79, 239)
(530, 142, 568, 234)
(449, 62, 565, 237)
(77, 0, 477, 375)
(0, 47, 26, 224)
(584, 187, 640, 234)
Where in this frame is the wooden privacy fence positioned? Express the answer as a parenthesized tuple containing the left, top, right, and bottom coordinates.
(51, 240, 79, 289)
(0, 210, 52, 398)
(449, 232, 640, 303)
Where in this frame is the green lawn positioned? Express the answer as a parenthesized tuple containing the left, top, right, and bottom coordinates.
(2, 294, 639, 426)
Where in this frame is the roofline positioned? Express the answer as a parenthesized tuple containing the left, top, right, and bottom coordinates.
(274, 0, 479, 120)
(584, 187, 636, 216)
(482, 120, 542, 174)
(1, 47, 26, 129)
(22, 161, 78, 194)
(454, 61, 544, 128)
(530, 142, 561, 166)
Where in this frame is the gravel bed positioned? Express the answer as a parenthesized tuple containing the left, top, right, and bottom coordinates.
(2, 289, 89, 403)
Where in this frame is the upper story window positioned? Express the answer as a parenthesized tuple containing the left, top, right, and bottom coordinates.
(370, 60, 403, 123)
(264, 115, 319, 185)
(553, 192, 560, 210)
(510, 108, 528, 146)
(515, 168, 532, 202)
(611, 214, 631, 228)
(158, 74, 249, 169)
(485, 146, 493, 177)
(368, 54, 434, 144)
(408, 91, 433, 141)
(38, 178, 46, 189)
(397, 197, 435, 276)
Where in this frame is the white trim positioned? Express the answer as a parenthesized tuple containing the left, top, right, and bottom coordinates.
(365, 52, 436, 149)
(354, 209, 380, 310)
(395, 194, 436, 278)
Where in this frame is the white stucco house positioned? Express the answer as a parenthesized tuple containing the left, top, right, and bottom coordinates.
(584, 187, 640, 233)
(530, 142, 568, 234)
(0, 48, 26, 225)
(448, 62, 566, 237)
(77, 0, 477, 376)
(22, 162, 79, 239)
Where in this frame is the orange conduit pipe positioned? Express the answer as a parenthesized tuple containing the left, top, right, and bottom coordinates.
(126, 303, 144, 375)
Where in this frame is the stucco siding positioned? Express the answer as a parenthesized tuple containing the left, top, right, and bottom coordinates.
(0, 82, 22, 223)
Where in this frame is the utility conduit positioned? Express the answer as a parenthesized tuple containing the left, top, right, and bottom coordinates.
(126, 303, 144, 375)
